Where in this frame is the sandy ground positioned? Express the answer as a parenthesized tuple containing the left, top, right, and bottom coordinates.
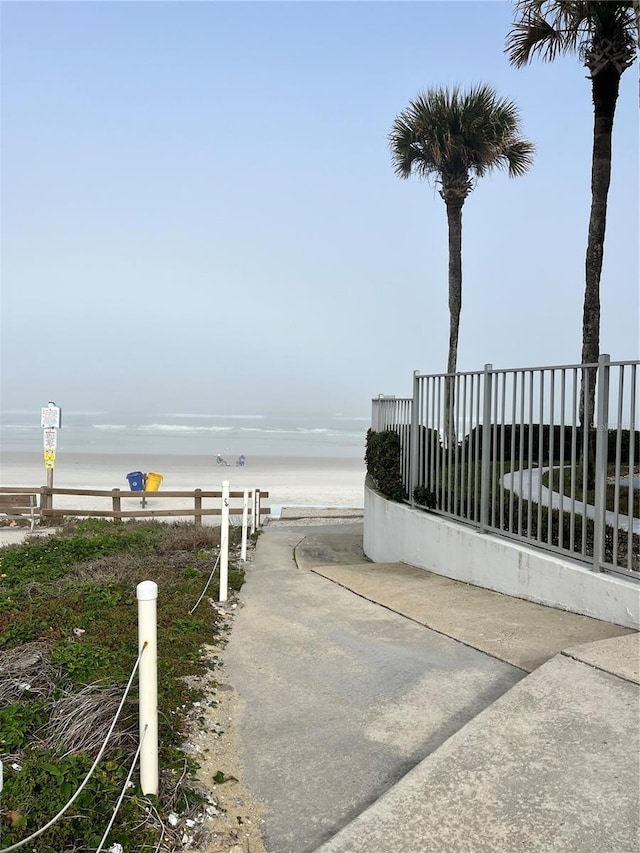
(0, 453, 365, 514)
(181, 606, 269, 853)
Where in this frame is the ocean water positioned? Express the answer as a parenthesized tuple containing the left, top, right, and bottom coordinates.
(0, 410, 370, 460)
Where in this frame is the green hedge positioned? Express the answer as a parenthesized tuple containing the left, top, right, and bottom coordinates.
(365, 429, 407, 502)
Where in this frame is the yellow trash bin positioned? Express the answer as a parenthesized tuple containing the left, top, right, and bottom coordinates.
(145, 472, 163, 492)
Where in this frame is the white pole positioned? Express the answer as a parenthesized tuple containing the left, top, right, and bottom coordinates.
(136, 580, 158, 797)
(251, 489, 257, 535)
(241, 488, 249, 562)
(219, 480, 229, 602)
(256, 488, 261, 528)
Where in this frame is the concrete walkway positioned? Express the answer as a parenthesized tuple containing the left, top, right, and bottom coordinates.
(224, 518, 639, 853)
(502, 466, 640, 535)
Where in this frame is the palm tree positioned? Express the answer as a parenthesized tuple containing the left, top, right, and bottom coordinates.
(506, 1, 637, 431)
(389, 84, 534, 386)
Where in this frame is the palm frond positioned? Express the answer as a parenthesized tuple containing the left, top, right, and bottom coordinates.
(389, 83, 534, 195)
(506, 0, 637, 69)
(502, 139, 537, 177)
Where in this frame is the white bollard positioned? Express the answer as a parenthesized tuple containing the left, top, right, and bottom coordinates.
(241, 488, 249, 562)
(136, 580, 158, 797)
(251, 489, 257, 536)
(219, 480, 229, 602)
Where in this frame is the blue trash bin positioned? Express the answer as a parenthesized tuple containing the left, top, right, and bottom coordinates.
(126, 471, 145, 491)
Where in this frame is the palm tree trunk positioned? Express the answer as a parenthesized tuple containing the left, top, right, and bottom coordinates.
(580, 67, 621, 487)
(580, 66, 621, 429)
(445, 197, 463, 445)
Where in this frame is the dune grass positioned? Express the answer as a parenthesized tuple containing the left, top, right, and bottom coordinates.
(0, 518, 247, 851)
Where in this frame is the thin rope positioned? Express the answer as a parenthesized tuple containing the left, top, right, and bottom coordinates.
(95, 724, 148, 852)
(0, 643, 147, 853)
(189, 551, 220, 615)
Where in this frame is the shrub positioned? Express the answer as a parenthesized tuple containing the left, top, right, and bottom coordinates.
(413, 486, 436, 509)
(365, 429, 407, 502)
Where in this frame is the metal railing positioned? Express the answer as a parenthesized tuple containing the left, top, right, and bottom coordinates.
(370, 355, 639, 579)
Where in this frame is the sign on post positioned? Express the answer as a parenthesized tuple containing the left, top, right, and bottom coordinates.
(43, 427, 57, 469)
(41, 402, 61, 491)
(41, 403, 61, 429)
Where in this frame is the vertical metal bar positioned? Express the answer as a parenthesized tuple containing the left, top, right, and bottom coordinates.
(509, 371, 517, 534)
(490, 373, 499, 529)
(558, 370, 566, 551)
(436, 376, 442, 508)
(480, 363, 493, 533)
(612, 366, 624, 567)
(570, 369, 578, 554)
(518, 370, 525, 537)
(474, 373, 481, 523)
(442, 374, 455, 513)
(581, 367, 591, 557)
(627, 364, 637, 573)
(592, 354, 610, 572)
(453, 373, 460, 517)
(537, 370, 544, 542)
(548, 370, 555, 545)
(409, 371, 420, 505)
(499, 372, 507, 531)
(405, 398, 416, 492)
(527, 370, 534, 540)
(429, 377, 436, 499)
(403, 400, 408, 491)
(461, 374, 468, 520)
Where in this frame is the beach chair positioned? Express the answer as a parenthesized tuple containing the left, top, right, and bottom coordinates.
(216, 454, 230, 466)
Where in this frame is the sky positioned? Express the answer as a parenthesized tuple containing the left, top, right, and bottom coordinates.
(1, 0, 638, 418)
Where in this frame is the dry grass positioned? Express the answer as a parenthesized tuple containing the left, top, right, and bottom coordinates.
(44, 683, 136, 758)
(0, 642, 58, 706)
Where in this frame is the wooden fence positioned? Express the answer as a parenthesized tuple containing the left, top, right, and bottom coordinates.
(0, 486, 270, 526)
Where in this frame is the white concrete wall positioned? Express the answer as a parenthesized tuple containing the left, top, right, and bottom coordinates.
(364, 484, 640, 630)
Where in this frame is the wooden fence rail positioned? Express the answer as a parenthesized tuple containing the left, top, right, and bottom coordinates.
(0, 486, 270, 526)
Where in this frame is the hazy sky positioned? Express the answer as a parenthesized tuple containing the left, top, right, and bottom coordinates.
(1, 0, 638, 417)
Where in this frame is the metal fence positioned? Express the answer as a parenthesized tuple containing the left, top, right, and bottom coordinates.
(370, 355, 639, 579)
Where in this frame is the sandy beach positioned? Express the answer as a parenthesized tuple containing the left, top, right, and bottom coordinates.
(0, 452, 366, 518)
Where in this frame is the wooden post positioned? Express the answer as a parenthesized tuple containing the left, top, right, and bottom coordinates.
(112, 489, 122, 521)
(194, 489, 202, 526)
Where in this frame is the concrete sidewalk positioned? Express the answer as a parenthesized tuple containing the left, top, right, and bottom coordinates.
(295, 528, 635, 673)
(225, 518, 639, 853)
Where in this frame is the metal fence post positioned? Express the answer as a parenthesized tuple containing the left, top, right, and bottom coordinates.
(480, 363, 493, 533)
(592, 354, 610, 572)
(409, 371, 420, 505)
(371, 397, 380, 432)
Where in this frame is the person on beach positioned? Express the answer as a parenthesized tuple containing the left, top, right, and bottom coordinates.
(216, 454, 229, 466)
